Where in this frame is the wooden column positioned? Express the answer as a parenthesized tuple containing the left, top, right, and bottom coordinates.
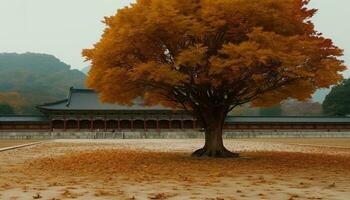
(77, 120, 80, 132)
(181, 120, 184, 129)
(193, 120, 197, 129)
(49, 120, 53, 132)
(156, 119, 160, 132)
(169, 120, 172, 129)
(130, 120, 134, 130)
(90, 119, 93, 131)
(117, 119, 121, 130)
(104, 119, 107, 132)
(144, 120, 147, 131)
(63, 119, 67, 131)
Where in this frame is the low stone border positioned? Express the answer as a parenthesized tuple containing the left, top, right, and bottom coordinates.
(283, 143, 350, 149)
(0, 141, 47, 152)
(1, 131, 350, 139)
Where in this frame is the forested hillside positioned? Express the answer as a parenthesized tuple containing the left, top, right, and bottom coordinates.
(323, 79, 350, 116)
(0, 53, 86, 114)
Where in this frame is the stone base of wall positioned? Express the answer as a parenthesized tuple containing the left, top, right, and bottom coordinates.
(1, 130, 350, 139)
(0, 131, 204, 140)
(223, 131, 350, 138)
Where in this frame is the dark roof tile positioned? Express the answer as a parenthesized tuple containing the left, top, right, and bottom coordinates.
(0, 115, 48, 122)
(38, 88, 172, 111)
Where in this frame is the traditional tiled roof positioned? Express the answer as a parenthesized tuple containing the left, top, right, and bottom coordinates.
(12, 87, 350, 124)
(37, 87, 172, 111)
(0, 115, 48, 123)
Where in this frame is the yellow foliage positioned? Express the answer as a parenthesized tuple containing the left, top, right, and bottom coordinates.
(83, 0, 345, 110)
(0, 92, 25, 108)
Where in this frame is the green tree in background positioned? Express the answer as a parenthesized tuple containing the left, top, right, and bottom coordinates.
(323, 79, 350, 116)
(0, 104, 15, 115)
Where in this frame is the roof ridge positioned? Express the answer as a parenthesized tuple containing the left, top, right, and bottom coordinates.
(36, 99, 68, 108)
(66, 87, 74, 107)
(71, 88, 94, 92)
(0, 115, 46, 117)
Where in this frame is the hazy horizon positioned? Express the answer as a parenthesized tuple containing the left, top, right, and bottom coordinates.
(0, 0, 134, 70)
(0, 0, 349, 77)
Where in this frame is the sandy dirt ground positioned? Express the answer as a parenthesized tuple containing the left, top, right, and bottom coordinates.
(0, 139, 349, 200)
(241, 138, 350, 148)
(0, 140, 40, 149)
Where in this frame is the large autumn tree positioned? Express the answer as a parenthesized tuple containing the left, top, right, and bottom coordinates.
(83, 0, 345, 157)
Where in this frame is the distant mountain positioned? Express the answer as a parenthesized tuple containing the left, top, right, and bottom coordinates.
(0, 53, 86, 114)
(81, 66, 91, 75)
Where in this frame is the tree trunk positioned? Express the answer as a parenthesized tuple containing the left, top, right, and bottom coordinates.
(192, 107, 239, 158)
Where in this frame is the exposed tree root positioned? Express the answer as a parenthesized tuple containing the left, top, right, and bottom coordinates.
(191, 147, 239, 158)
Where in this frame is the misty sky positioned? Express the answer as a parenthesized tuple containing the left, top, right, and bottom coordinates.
(0, 0, 349, 77)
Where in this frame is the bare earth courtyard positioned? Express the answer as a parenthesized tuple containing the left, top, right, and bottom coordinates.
(0, 139, 349, 200)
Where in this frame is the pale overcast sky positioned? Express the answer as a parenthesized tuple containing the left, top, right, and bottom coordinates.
(0, 0, 135, 70)
(0, 0, 349, 77)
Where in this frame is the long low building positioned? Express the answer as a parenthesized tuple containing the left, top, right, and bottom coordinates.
(0, 115, 49, 131)
(2, 115, 350, 132)
(1, 87, 350, 132)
